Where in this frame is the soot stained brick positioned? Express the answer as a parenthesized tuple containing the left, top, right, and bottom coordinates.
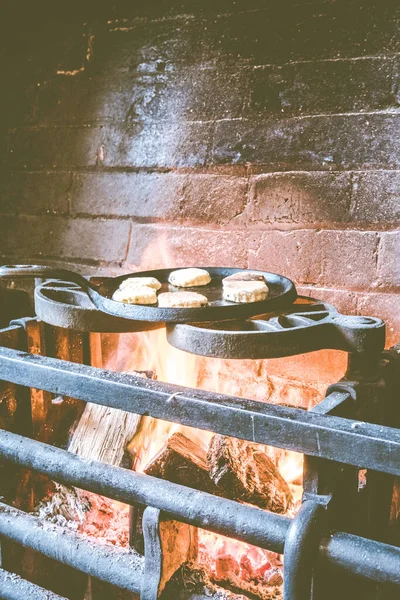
(71, 172, 247, 223)
(26, 64, 249, 126)
(211, 114, 400, 170)
(126, 67, 249, 122)
(246, 172, 351, 224)
(0, 172, 70, 215)
(214, 2, 400, 64)
(102, 122, 212, 168)
(248, 58, 396, 117)
(7, 127, 103, 169)
(92, 17, 217, 73)
(93, 1, 400, 73)
(351, 171, 400, 223)
(0, 215, 130, 262)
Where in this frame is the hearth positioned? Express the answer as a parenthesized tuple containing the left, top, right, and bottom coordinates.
(0, 274, 398, 600)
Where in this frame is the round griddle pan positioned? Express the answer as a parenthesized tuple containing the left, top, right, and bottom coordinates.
(0, 265, 297, 323)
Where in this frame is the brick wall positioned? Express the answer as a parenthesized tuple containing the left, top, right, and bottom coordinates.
(0, 0, 399, 348)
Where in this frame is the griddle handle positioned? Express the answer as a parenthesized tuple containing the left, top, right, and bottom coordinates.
(0, 264, 96, 290)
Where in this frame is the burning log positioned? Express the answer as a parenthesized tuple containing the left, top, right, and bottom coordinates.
(207, 436, 293, 514)
(144, 433, 292, 514)
(144, 432, 218, 494)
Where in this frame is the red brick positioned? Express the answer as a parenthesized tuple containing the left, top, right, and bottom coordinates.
(0, 216, 130, 263)
(71, 172, 247, 224)
(300, 285, 400, 348)
(126, 224, 248, 270)
(248, 230, 321, 284)
(377, 232, 400, 289)
(296, 286, 359, 316)
(357, 292, 400, 348)
(316, 230, 379, 290)
(262, 351, 347, 389)
(248, 230, 379, 290)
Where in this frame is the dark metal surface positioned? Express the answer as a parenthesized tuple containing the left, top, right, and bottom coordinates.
(0, 431, 399, 586)
(141, 507, 163, 600)
(166, 298, 385, 357)
(0, 264, 297, 323)
(0, 568, 68, 600)
(319, 532, 400, 585)
(0, 502, 144, 594)
(35, 280, 161, 332)
(284, 501, 327, 600)
(0, 346, 399, 475)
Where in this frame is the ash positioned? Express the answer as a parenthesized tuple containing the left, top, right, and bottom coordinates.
(162, 563, 282, 600)
(33, 483, 89, 530)
(33, 484, 130, 546)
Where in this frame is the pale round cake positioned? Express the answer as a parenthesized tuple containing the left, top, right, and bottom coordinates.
(222, 280, 269, 303)
(222, 271, 266, 284)
(158, 291, 208, 308)
(119, 276, 162, 291)
(112, 286, 157, 305)
(168, 268, 211, 288)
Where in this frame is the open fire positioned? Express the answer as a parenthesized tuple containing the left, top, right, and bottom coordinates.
(61, 324, 311, 598)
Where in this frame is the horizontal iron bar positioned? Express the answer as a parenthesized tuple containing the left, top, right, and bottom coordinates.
(0, 503, 144, 594)
(320, 532, 400, 586)
(0, 568, 67, 600)
(0, 430, 399, 587)
(0, 346, 399, 476)
(0, 430, 289, 553)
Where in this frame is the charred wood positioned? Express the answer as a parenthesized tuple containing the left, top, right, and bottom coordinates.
(207, 436, 292, 513)
(144, 432, 219, 495)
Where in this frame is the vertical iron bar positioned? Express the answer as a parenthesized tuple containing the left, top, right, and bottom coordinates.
(284, 501, 326, 600)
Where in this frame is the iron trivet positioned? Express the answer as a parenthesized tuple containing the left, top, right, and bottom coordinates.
(167, 297, 385, 358)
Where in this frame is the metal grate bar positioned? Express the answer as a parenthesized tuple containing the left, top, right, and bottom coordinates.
(0, 346, 399, 476)
(0, 503, 144, 594)
(0, 430, 399, 587)
(0, 567, 68, 600)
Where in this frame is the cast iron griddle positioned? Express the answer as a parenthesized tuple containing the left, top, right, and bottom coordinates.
(0, 265, 297, 323)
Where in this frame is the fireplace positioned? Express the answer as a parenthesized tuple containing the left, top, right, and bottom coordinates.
(0, 0, 399, 598)
(0, 277, 398, 600)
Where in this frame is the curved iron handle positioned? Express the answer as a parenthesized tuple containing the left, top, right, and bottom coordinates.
(0, 264, 96, 290)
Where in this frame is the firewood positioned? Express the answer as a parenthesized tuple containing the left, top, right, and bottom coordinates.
(68, 404, 141, 468)
(144, 432, 219, 494)
(207, 436, 293, 513)
(68, 370, 154, 468)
